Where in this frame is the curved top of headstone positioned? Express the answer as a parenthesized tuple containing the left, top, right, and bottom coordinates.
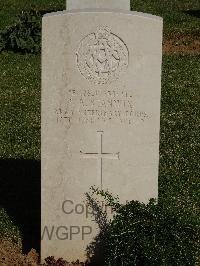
(67, 0, 130, 11)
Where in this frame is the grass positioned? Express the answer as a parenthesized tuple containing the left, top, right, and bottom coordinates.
(160, 55, 200, 215)
(133, 0, 200, 34)
(0, 0, 199, 259)
(0, 52, 40, 160)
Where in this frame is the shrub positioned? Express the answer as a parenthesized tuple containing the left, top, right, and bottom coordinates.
(86, 188, 199, 266)
(0, 10, 41, 54)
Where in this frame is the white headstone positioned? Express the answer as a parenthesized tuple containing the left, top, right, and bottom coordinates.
(67, 0, 130, 10)
(41, 0, 163, 262)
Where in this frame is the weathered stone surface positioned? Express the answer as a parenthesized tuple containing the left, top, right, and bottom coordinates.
(67, 0, 130, 10)
(41, 8, 163, 263)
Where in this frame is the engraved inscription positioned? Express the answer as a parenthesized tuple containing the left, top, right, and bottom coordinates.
(80, 131, 120, 189)
(55, 88, 149, 127)
(76, 26, 129, 85)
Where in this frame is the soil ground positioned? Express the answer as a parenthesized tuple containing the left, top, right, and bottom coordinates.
(0, 238, 86, 266)
(163, 33, 200, 54)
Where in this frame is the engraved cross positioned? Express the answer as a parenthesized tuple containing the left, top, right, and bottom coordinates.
(80, 131, 120, 189)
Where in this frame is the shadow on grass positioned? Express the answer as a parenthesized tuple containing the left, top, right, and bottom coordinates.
(0, 159, 40, 254)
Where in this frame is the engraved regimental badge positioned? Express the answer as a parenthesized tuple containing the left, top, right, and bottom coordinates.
(76, 26, 129, 85)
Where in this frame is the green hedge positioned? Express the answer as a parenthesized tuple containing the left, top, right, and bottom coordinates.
(0, 10, 41, 54)
(86, 188, 199, 266)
